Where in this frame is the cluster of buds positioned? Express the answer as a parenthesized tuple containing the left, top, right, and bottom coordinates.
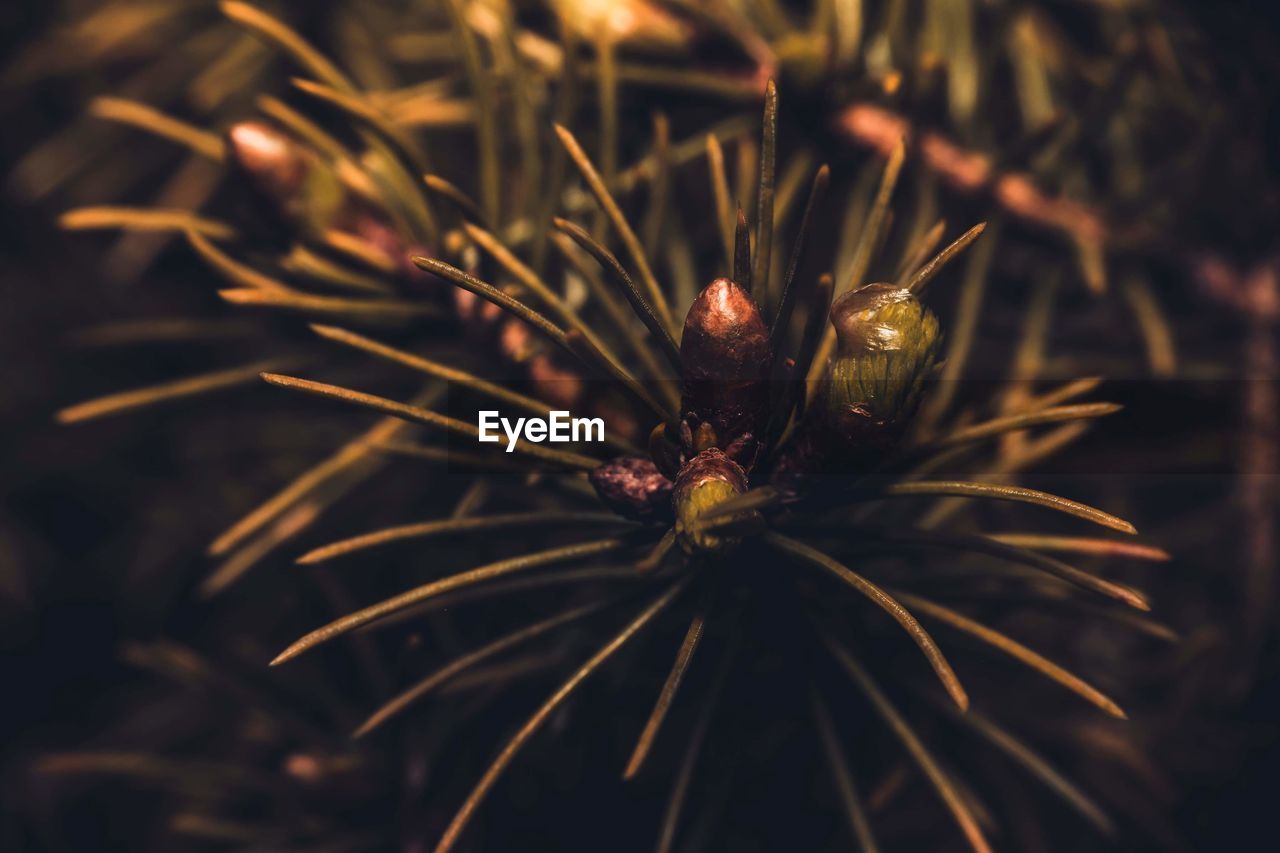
(592, 276, 771, 554)
(226, 121, 594, 415)
(225, 121, 442, 283)
(589, 275, 942, 553)
(774, 283, 941, 483)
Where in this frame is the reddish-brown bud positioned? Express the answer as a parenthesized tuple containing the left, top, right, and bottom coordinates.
(551, 0, 694, 52)
(225, 122, 346, 233)
(589, 457, 674, 523)
(227, 122, 308, 199)
(679, 278, 772, 467)
(673, 449, 749, 554)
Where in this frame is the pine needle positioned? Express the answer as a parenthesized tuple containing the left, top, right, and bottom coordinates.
(927, 700, 1116, 836)
(256, 93, 354, 165)
(894, 218, 947, 285)
(655, 639, 733, 853)
(413, 256, 568, 345)
(552, 217, 682, 374)
(636, 528, 678, 575)
(353, 596, 623, 737)
(765, 533, 968, 710)
(706, 134, 734, 270)
(754, 79, 778, 307)
(788, 273, 834, 418)
(208, 406, 425, 557)
(60, 207, 235, 239)
(1122, 276, 1177, 377)
(290, 77, 428, 175)
(702, 486, 783, 520)
(985, 534, 1170, 562)
(57, 358, 292, 424)
(771, 165, 830, 343)
(1030, 377, 1104, 410)
(433, 580, 688, 852)
(201, 498, 324, 597)
(595, 38, 619, 190)
(733, 205, 752, 291)
(563, 328, 676, 422)
(878, 481, 1137, 534)
(424, 174, 489, 227)
(280, 245, 394, 295)
(463, 222, 636, 379)
(550, 232, 658, 378)
(219, 289, 439, 320)
(894, 591, 1128, 718)
(36, 752, 272, 792)
(858, 527, 1151, 610)
(272, 538, 636, 666)
(90, 97, 225, 161)
(260, 373, 602, 470)
(824, 641, 993, 853)
(308, 324, 638, 456)
(812, 691, 880, 853)
(908, 222, 988, 294)
(642, 113, 671, 257)
(917, 220, 1000, 427)
(623, 603, 707, 779)
(441, 0, 498, 222)
(925, 403, 1122, 451)
(187, 231, 289, 293)
(220, 1, 355, 92)
(554, 123, 675, 333)
(298, 512, 633, 565)
(318, 229, 398, 274)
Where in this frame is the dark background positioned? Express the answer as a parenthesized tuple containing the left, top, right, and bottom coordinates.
(3, 1, 1280, 850)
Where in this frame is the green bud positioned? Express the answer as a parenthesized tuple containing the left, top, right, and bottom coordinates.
(672, 450, 749, 555)
(826, 283, 941, 428)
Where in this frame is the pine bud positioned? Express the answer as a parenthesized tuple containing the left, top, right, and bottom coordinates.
(679, 278, 772, 468)
(550, 0, 693, 52)
(226, 122, 346, 234)
(825, 283, 941, 439)
(772, 284, 941, 483)
(673, 449, 749, 555)
(589, 457, 674, 523)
